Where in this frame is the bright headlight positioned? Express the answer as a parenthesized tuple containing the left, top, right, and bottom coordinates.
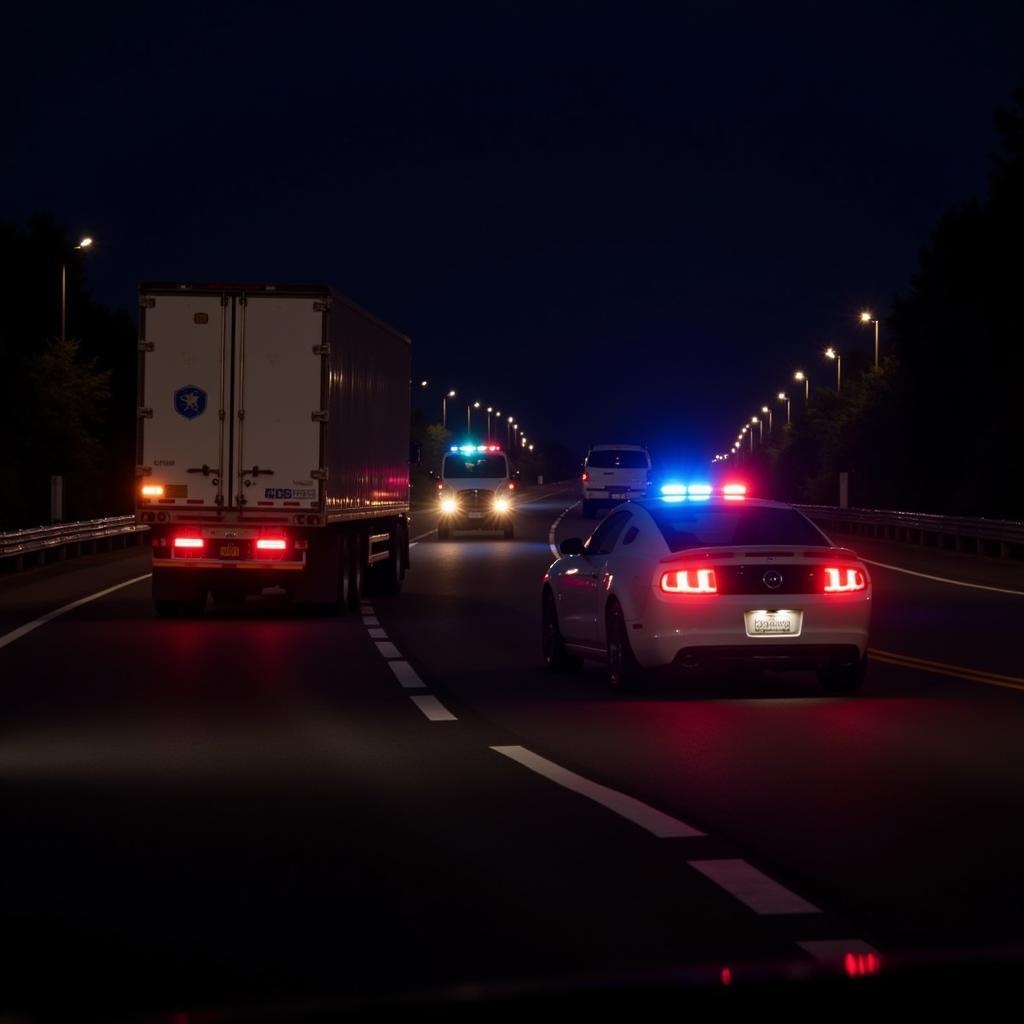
(441, 497, 458, 514)
(494, 497, 510, 513)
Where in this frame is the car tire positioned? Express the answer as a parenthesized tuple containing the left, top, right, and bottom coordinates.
(347, 531, 365, 611)
(606, 600, 643, 692)
(542, 590, 581, 674)
(818, 653, 867, 695)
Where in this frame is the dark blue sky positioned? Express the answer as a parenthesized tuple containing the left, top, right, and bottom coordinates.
(5, 1, 1021, 470)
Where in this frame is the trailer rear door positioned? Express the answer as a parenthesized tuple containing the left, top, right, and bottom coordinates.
(234, 293, 324, 511)
(140, 292, 228, 509)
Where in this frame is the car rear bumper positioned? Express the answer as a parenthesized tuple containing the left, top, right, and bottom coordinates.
(630, 592, 871, 668)
(671, 644, 863, 671)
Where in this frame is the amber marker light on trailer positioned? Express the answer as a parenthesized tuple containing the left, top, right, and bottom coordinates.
(141, 485, 165, 498)
(660, 568, 718, 594)
(823, 567, 866, 593)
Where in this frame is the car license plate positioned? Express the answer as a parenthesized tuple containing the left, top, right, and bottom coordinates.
(220, 545, 240, 558)
(610, 491, 626, 499)
(744, 609, 802, 637)
(467, 511, 484, 519)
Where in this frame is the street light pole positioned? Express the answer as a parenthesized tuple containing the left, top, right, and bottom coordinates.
(486, 406, 492, 438)
(761, 405, 772, 434)
(825, 348, 841, 392)
(861, 312, 879, 369)
(60, 236, 94, 343)
(794, 371, 809, 403)
(443, 389, 456, 429)
(778, 392, 790, 424)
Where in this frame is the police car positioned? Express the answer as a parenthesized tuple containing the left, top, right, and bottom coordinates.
(437, 444, 516, 540)
(542, 483, 871, 693)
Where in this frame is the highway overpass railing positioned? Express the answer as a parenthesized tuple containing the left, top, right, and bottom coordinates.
(799, 505, 1024, 560)
(0, 516, 148, 572)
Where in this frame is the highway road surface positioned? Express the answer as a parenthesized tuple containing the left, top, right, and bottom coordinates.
(1, 483, 1022, 1017)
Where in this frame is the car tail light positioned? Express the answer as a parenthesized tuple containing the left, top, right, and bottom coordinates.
(581, 472, 589, 482)
(823, 567, 866, 593)
(660, 568, 718, 594)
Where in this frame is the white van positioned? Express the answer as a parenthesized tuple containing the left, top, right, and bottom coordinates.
(581, 444, 651, 517)
(437, 445, 516, 539)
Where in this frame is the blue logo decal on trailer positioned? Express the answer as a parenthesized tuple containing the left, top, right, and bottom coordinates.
(174, 385, 207, 419)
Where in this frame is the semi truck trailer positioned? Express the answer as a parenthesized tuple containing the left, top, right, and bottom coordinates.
(135, 283, 411, 616)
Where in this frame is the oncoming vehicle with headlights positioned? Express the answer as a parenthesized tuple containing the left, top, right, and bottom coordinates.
(542, 483, 871, 693)
(437, 444, 516, 540)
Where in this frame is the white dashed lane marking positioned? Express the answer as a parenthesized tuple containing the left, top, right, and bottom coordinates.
(367, 627, 388, 639)
(409, 695, 457, 721)
(388, 661, 426, 689)
(375, 641, 402, 659)
(491, 745, 703, 839)
(362, 615, 380, 626)
(688, 859, 820, 915)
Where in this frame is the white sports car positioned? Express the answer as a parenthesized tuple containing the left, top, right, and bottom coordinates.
(542, 487, 871, 693)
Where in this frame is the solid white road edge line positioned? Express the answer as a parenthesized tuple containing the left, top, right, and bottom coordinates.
(0, 574, 152, 652)
(863, 558, 1024, 597)
(409, 694, 457, 721)
(375, 641, 402, 659)
(548, 501, 581, 558)
(388, 661, 426, 689)
(491, 745, 704, 839)
(688, 859, 820, 915)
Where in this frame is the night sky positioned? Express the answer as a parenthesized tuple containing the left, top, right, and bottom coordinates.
(6, 1, 1022, 473)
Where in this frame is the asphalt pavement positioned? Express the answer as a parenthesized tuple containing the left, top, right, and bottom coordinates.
(1, 484, 1022, 1018)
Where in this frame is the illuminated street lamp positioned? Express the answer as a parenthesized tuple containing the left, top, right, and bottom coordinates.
(777, 391, 791, 424)
(761, 405, 772, 433)
(420, 379, 429, 389)
(486, 406, 493, 437)
(752, 416, 762, 444)
(860, 311, 880, 369)
(528, 444, 534, 452)
(442, 389, 456, 429)
(825, 347, 841, 392)
(60, 235, 94, 343)
(794, 370, 809, 402)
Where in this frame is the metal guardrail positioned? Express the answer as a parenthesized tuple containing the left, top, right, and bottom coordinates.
(0, 515, 149, 570)
(798, 505, 1024, 559)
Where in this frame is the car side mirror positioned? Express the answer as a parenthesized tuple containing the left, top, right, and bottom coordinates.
(559, 537, 585, 556)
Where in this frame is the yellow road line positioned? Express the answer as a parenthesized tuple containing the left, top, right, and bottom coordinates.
(869, 647, 1024, 693)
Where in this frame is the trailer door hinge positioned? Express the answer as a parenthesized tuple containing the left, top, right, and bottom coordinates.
(140, 296, 155, 309)
(312, 410, 329, 422)
(313, 299, 331, 312)
(311, 469, 328, 481)
(313, 343, 330, 356)
(138, 407, 153, 419)
(138, 340, 154, 352)
(137, 466, 152, 477)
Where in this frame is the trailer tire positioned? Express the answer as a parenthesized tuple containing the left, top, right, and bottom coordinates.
(368, 523, 405, 596)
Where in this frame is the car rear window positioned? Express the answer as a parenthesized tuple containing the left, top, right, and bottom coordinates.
(442, 454, 508, 478)
(586, 449, 649, 469)
(648, 505, 828, 551)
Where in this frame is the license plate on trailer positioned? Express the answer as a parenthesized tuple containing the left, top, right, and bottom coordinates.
(467, 511, 484, 519)
(610, 492, 626, 499)
(219, 545, 240, 558)
(744, 610, 803, 637)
